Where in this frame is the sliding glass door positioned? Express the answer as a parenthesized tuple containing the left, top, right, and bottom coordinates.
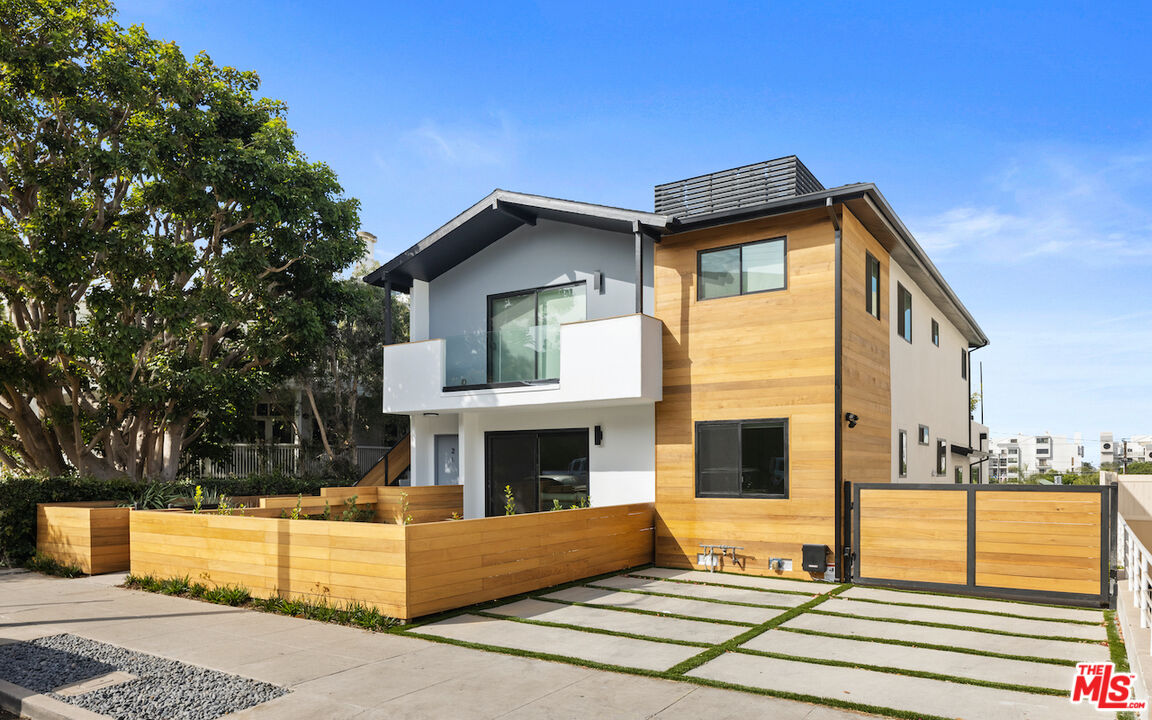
(488, 282, 585, 384)
(485, 429, 589, 516)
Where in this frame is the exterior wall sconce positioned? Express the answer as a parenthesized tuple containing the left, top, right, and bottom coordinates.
(594, 425, 603, 446)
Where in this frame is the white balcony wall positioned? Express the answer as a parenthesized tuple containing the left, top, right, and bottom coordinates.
(382, 314, 663, 414)
(425, 219, 654, 341)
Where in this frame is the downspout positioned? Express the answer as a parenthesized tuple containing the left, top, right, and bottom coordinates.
(827, 198, 846, 580)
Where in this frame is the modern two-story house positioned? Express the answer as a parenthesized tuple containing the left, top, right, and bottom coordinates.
(366, 156, 987, 581)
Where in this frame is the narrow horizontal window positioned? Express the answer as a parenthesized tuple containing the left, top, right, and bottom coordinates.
(698, 237, 786, 300)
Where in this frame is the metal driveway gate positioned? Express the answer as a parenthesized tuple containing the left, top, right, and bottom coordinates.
(850, 483, 1116, 607)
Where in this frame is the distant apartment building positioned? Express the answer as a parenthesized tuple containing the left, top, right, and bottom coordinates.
(988, 432, 1084, 480)
(1101, 432, 1152, 468)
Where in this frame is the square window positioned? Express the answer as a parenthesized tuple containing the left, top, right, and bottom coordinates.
(696, 419, 788, 498)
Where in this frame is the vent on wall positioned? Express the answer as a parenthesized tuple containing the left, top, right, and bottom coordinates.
(654, 155, 825, 219)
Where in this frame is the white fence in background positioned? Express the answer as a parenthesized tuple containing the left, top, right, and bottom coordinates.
(1120, 515, 1152, 653)
(196, 443, 389, 479)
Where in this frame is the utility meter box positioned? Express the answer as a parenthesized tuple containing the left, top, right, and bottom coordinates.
(802, 544, 828, 574)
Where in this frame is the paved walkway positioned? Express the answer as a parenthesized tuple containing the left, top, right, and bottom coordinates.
(0, 570, 870, 720)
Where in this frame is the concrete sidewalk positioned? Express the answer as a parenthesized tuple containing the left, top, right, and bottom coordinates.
(0, 571, 871, 720)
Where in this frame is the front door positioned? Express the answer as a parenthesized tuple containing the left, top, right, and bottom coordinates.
(485, 429, 589, 516)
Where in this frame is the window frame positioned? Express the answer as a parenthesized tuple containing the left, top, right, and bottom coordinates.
(897, 283, 912, 343)
(697, 236, 788, 301)
(898, 429, 908, 478)
(694, 418, 789, 499)
(918, 424, 930, 445)
(865, 252, 881, 320)
(936, 438, 948, 476)
(961, 348, 968, 380)
(931, 318, 940, 346)
(486, 280, 587, 385)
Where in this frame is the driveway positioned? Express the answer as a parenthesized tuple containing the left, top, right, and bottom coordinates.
(0, 567, 1119, 719)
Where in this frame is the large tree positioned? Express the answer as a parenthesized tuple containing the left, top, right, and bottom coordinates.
(0, 0, 363, 481)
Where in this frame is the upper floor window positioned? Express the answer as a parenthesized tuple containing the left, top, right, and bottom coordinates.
(696, 418, 788, 498)
(961, 349, 968, 380)
(897, 283, 912, 343)
(487, 282, 585, 384)
(918, 424, 930, 445)
(698, 237, 786, 301)
(898, 429, 908, 478)
(865, 252, 880, 320)
(936, 438, 947, 475)
(931, 319, 940, 346)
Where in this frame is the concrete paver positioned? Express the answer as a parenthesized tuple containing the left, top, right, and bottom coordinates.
(485, 598, 744, 644)
(631, 567, 829, 594)
(744, 628, 1079, 690)
(819, 597, 1107, 640)
(783, 613, 1111, 662)
(413, 614, 702, 671)
(541, 585, 781, 624)
(840, 586, 1106, 622)
(591, 574, 810, 608)
(688, 651, 1100, 720)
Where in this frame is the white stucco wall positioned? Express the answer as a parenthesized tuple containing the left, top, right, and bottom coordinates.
(889, 259, 972, 483)
(418, 218, 654, 341)
(408, 405, 656, 519)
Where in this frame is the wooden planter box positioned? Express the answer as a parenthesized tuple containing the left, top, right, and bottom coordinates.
(37, 502, 131, 575)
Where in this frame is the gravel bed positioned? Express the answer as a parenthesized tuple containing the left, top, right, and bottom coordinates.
(0, 634, 287, 720)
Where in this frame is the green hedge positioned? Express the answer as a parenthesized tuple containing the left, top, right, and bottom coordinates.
(0, 473, 358, 567)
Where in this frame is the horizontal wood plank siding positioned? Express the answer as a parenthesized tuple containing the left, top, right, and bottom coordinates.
(130, 502, 652, 620)
(403, 503, 654, 618)
(37, 503, 131, 574)
(655, 208, 837, 578)
(857, 489, 967, 584)
(975, 491, 1101, 595)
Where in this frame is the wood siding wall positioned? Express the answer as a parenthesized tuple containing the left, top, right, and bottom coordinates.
(37, 502, 131, 575)
(855, 485, 1107, 602)
(257, 485, 464, 524)
(654, 208, 838, 579)
(130, 502, 653, 620)
(840, 209, 892, 486)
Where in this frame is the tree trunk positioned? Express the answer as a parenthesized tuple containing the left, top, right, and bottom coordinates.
(305, 385, 334, 460)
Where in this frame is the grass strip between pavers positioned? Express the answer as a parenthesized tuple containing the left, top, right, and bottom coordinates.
(1104, 610, 1139, 720)
(836, 594, 1105, 626)
(622, 571, 824, 598)
(849, 582, 1110, 614)
(731, 645, 1068, 697)
(471, 610, 714, 648)
(807, 608, 1104, 644)
(777, 627, 1082, 667)
(582, 583, 800, 610)
(664, 583, 851, 676)
(401, 625, 955, 720)
(517, 595, 756, 628)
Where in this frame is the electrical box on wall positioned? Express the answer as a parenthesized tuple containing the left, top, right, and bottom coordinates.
(803, 544, 829, 574)
(696, 553, 718, 569)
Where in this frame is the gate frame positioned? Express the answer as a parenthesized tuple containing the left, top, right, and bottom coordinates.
(849, 482, 1118, 609)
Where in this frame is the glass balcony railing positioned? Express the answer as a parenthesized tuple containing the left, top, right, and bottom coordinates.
(443, 323, 563, 389)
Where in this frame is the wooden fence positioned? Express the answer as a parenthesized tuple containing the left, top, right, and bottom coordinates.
(853, 483, 1115, 606)
(256, 485, 464, 524)
(36, 502, 132, 575)
(130, 502, 654, 620)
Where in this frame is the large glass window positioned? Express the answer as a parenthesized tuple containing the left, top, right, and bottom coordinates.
(485, 429, 589, 516)
(897, 283, 912, 343)
(487, 282, 585, 384)
(696, 419, 788, 498)
(865, 252, 880, 320)
(698, 238, 786, 300)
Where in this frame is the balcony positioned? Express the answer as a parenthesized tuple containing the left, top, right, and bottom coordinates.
(381, 314, 663, 413)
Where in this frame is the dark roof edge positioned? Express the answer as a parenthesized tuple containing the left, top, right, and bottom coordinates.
(666, 183, 988, 348)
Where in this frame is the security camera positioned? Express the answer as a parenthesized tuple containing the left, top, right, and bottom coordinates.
(845, 412, 859, 429)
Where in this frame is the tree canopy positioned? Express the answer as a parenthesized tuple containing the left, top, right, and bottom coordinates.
(0, 0, 363, 480)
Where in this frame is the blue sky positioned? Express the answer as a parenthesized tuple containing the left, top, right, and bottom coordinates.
(117, 1, 1151, 460)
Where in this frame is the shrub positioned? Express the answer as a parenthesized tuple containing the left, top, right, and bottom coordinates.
(0, 472, 358, 567)
(26, 553, 84, 578)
